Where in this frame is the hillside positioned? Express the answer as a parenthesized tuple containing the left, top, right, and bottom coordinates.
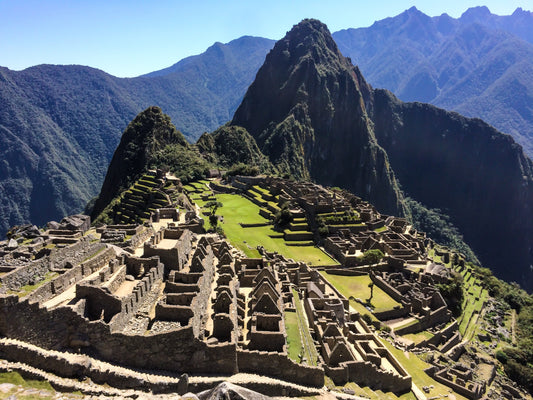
(333, 6, 533, 157)
(0, 36, 274, 235)
(90, 106, 210, 222)
(230, 19, 405, 217)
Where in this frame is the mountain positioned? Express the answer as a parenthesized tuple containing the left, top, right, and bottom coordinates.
(3, 6, 533, 243)
(369, 90, 533, 290)
(333, 6, 533, 157)
(221, 19, 533, 290)
(230, 19, 405, 217)
(90, 106, 209, 220)
(0, 36, 274, 235)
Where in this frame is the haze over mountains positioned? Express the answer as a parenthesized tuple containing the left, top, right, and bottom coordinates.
(0, 37, 274, 234)
(1, 7, 533, 289)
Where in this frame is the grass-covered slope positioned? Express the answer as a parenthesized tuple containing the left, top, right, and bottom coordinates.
(196, 125, 275, 173)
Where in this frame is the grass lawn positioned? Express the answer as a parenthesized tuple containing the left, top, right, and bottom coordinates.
(334, 380, 417, 399)
(320, 272, 401, 312)
(285, 310, 302, 362)
(0, 371, 56, 396)
(9, 271, 59, 298)
(402, 331, 434, 344)
(292, 289, 318, 366)
(349, 299, 379, 322)
(211, 194, 336, 265)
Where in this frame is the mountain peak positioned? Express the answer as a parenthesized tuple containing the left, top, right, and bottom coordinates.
(230, 19, 405, 216)
(460, 6, 492, 21)
(278, 19, 343, 66)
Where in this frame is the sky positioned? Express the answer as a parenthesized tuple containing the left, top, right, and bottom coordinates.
(1, 0, 532, 77)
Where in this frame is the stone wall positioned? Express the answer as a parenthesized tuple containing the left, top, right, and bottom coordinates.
(0, 295, 236, 375)
(26, 247, 116, 304)
(0, 239, 106, 291)
(324, 360, 411, 392)
(210, 182, 238, 194)
(370, 273, 403, 303)
(190, 245, 215, 338)
(236, 349, 324, 387)
(373, 306, 409, 321)
(394, 305, 451, 336)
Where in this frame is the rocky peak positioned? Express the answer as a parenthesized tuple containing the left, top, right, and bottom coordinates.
(231, 19, 405, 216)
(460, 6, 492, 22)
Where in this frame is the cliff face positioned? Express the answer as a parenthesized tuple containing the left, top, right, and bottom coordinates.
(231, 19, 406, 217)
(369, 89, 533, 288)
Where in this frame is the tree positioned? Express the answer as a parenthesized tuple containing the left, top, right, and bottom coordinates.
(358, 249, 384, 265)
(274, 202, 292, 230)
(368, 282, 374, 300)
(436, 272, 464, 317)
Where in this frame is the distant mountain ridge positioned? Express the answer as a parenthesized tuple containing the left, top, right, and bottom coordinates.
(0, 37, 274, 234)
(333, 6, 533, 156)
(2, 5, 533, 241)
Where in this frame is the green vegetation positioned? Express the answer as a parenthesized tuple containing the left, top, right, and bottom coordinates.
(82, 246, 107, 262)
(358, 249, 384, 265)
(274, 202, 293, 229)
(284, 310, 302, 362)
(95, 172, 174, 225)
(338, 380, 417, 400)
(435, 272, 464, 317)
(406, 197, 479, 263)
(320, 272, 400, 312)
(316, 210, 361, 225)
(9, 271, 59, 298)
(197, 125, 275, 174)
(0, 371, 56, 397)
(292, 289, 318, 366)
(402, 331, 434, 344)
(378, 340, 468, 400)
(196, 193, 335, 265)
(451, 261, 533, 391)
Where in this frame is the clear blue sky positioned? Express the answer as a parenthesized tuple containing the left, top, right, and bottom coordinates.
(1, 0, 531, 77)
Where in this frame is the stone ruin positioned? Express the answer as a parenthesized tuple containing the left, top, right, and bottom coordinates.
(0, 175, 507, 399)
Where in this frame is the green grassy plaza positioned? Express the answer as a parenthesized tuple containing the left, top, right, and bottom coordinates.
(319, 271, 401, 312)
(188, 189, 337, 265)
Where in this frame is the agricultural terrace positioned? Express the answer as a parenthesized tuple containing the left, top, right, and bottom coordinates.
(428, 246, 489, 340)
(453, 263, 489, 339)
(184, 182, 337, 265)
